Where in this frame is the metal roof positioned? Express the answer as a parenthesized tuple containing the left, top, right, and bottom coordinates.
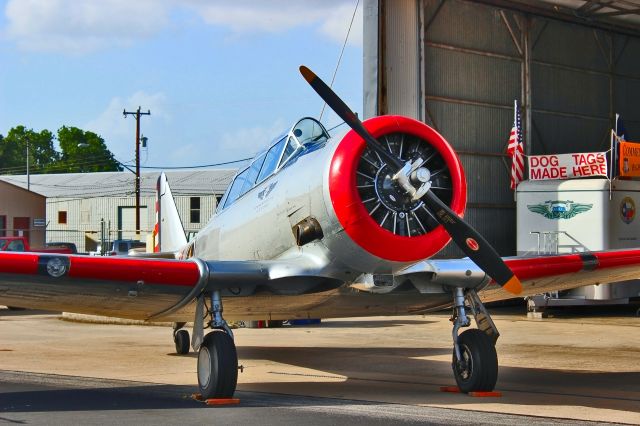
(0, 169, 237, 199)
(476, 0, 640, 35)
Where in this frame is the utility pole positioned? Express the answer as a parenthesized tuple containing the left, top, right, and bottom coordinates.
(123, 106, 151, 239)
(26, 136, 30, 191)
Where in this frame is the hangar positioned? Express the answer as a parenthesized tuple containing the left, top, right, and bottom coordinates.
(364, 0, 640, 257)
(0, 170, 235, 253)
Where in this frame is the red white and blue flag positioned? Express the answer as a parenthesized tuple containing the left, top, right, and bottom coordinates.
(507, 100, 524, 190)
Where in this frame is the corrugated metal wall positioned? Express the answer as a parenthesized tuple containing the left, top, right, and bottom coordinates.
(46, 195, 217, 252)
(421, 0, 520, 256)
(373, 0, 640, 256)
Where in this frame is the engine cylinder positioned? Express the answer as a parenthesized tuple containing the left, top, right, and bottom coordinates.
(327, 115, 466, 263)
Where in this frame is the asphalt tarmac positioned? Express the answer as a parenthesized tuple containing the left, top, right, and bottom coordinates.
(0, 371, 613, 425)
(1, 306, 639, 425)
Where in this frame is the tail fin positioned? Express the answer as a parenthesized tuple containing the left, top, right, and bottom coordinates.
(154, 172, 188, 253)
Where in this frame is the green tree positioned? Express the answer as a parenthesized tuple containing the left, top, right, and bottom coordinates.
(57, 126, 121, 173)
(0, 126, 59, 175)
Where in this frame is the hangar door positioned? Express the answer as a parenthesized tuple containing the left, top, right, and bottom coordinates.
(373, 0, 640, 256)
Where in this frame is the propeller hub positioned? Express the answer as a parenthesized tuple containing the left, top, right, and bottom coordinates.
(375, 164, 423, 213)
(411, 167, 431, 184)
(355, 131, 454, 237)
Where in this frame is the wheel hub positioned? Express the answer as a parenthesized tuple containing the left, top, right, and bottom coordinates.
(455, 344, 473, 381)
(198, 346, 212, 388)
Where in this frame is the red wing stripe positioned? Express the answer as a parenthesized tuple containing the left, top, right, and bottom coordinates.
(0, 252, 39, 274)
(0, 252, 200, 287)
(505, 249, 640, 281)
(68, 256, 200, 286)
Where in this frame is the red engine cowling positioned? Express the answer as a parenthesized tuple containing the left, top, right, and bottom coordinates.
(328, 115, 466, 263)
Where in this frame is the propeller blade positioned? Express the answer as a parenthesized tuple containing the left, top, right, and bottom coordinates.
(421, 192, 522, 294)
(299, 65, 403, 170)
(299, 65, 522, 295)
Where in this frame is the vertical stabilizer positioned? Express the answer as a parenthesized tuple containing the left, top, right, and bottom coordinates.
(154, 172, 188, 253)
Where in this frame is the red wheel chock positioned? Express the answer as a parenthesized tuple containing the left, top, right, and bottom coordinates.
(439, 386, 502, 397)
(192, 393, 241, 405)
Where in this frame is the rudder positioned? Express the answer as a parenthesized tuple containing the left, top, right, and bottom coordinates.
(154, 172, 188, 253)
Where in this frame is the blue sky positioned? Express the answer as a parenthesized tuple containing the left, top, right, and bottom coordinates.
(0, 0, 363, 169)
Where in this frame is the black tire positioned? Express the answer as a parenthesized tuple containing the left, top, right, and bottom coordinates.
(452, 329, 498, 393)
(174, 329, 190, 355)
(197, 330, 238, 399)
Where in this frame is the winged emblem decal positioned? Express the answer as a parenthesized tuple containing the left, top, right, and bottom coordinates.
(527, 200, 593, 220)
(258, 181, 278, 200)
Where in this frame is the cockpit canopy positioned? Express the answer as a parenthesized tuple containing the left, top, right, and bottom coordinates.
(218, 117, 330, 211)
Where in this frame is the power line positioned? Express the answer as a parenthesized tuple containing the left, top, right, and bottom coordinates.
(319, 0, 360, 122)
(120, 157, 252, 170)
(0, 154, 119, 175)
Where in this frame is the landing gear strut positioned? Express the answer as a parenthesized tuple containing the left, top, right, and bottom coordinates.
(196, 290, 238, 399)
(450, 288, 498, 393)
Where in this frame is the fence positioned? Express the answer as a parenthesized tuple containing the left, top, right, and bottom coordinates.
(2, 222, 201, 254)
(46, 221, 152, 254)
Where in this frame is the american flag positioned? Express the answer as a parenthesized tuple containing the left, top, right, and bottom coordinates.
(507, 100, 524, 190)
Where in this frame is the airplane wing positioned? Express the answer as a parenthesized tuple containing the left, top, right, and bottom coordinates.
(0, 251, 338, 321)
(2, 248, 640, 321)
(396, 249, 640, 303)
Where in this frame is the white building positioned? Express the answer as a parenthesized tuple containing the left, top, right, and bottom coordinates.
(0, 170, 236, 253)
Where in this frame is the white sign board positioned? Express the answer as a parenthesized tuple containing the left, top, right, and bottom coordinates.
(528, 152, 608, 180)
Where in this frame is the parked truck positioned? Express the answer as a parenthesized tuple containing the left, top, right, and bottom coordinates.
(0, 237, 74, 254)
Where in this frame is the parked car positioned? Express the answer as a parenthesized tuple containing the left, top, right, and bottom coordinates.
(0, 237, 73, 254)
(109, 239, 147, 256)
(89, 240, 147, 256)
(45, 242, 78, 254)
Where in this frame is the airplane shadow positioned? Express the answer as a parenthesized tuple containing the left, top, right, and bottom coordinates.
(305, 318, 439, 328)
(160, 344, 640, 414)
(1, 344, 638, 415)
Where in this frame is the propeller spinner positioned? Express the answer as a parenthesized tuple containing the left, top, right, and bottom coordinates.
(300, 65, 522, 295)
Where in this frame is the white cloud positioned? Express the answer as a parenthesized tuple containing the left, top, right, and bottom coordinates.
(4, 0, 171, 53)
(85, 91, 169, 162)
(319, 2, 363, 46)
(3, 0, 362, 53)
(184, 0, 362, 46)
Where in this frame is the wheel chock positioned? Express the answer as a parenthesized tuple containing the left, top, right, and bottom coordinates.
(205, 398, 241, 406)
(469, 391, 502, 397)
(439, 387, 502, 397)
(191, 393, 241, 405)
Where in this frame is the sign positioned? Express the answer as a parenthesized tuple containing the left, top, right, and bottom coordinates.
(619, 141, 640, 177)
(33, 218, 46, 227)
(528, 152, 608, 181)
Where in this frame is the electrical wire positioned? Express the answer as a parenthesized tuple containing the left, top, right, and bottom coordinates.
(119, 157, 252, 170)
(319, 0, 360, 122)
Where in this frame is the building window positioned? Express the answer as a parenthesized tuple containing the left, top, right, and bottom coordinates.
(58, 211, 67, 224)
(215, 195, 223, 208)
(0, 215, 5, 237)
(190, 197, 200, 223)
(81, 210, 90, 225)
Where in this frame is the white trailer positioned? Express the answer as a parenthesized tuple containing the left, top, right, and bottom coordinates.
(517, 178, 640, 311)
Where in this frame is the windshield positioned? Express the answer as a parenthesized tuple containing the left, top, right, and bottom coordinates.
(217, 117, 330, 212)
(292, 118, 329, 145)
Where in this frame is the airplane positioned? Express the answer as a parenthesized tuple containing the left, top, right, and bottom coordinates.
(2, 66, 640, 400)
